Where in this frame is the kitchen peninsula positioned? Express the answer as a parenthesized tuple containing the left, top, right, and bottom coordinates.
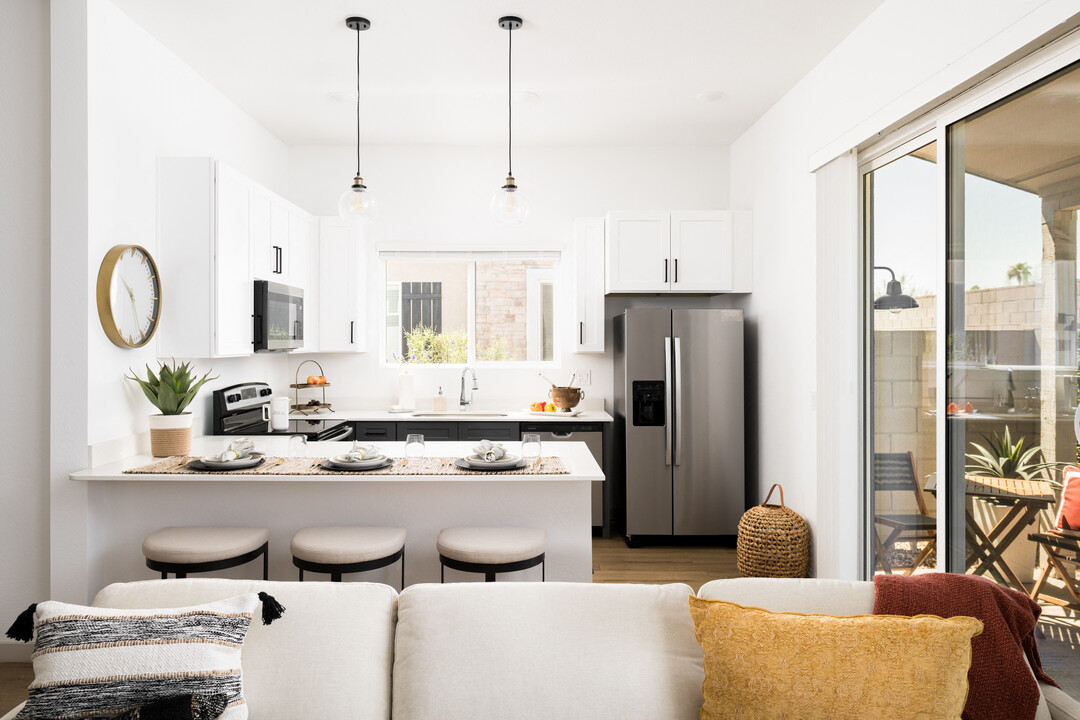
(67, 438, 601, 602)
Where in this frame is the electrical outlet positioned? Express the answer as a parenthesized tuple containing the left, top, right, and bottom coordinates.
(577, 369, 592, 386)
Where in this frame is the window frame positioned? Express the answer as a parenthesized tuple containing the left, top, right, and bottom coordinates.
(378, 249, 562, 369)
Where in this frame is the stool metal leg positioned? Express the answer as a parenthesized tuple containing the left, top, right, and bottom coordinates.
(441, 563, 444, 583)
(401, 547, 406, 590)
(298, 567, 304, 581)
(485, 571, 496, 582)
(262, 545, 269, 580)
(331, 571, 342, 582)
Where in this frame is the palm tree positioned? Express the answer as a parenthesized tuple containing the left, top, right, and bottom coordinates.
(1006, 262, 1032, 285)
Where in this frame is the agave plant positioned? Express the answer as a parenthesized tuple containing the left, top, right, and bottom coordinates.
(964, 426, 1060, 481)
(126, 360, 217, 415)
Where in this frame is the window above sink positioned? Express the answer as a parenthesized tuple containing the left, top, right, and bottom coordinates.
(380, 250, 560, 367)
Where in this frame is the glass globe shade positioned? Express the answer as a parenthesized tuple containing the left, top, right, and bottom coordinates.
(491, 186, 530, 225)
(338, 184, 379, 224)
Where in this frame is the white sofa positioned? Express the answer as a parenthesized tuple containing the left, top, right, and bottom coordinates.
(4, 577, 1078, 720)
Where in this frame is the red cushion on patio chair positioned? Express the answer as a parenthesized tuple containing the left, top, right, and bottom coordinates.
(1054, 466, 1080, 532)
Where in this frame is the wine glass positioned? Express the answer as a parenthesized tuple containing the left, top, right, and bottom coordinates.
(521, 433, 542, 467)
(405, 434, 425, 459)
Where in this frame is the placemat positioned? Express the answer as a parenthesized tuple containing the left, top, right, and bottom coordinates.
(124, 456, 569, 476)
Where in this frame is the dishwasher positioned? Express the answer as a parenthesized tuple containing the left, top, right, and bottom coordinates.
(520, 422, 606, 530)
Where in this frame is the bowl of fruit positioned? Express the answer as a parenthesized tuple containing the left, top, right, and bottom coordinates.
(529, 401, 558, 414)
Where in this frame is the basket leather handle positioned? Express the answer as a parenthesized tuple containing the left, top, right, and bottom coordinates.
(762, 483, 785, 508)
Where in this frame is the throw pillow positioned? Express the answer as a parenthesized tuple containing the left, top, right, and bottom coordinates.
(8, 592, 284, 720)
(688, 596, 983, 720)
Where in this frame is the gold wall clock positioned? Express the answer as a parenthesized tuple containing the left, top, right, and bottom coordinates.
(96, 244, 162, 348)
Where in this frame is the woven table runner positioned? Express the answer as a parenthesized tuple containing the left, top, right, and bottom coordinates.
(124, 456, 569, 476)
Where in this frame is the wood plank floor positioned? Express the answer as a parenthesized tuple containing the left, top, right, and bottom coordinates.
(0, 536, 737, 711)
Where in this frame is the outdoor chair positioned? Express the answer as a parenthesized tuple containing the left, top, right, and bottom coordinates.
(873, 451, 937, 575)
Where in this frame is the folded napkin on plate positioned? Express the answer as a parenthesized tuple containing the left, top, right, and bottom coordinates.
(473, 439, 506, 462)
(211, 438, 256, 461)
(344, 442, 379, 462)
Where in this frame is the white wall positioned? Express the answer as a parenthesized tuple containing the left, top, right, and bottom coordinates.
(288, 145, 730, 411)
(1, 0, 50, 661)
(730, 0, 1080, 578)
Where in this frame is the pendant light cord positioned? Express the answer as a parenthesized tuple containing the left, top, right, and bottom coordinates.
(507, 23, 513, 177)
(355, 25, 361, 178)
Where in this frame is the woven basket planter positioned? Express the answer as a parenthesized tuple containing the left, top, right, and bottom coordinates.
(148, 413, 192, 458)
(737, 484, 810, 578)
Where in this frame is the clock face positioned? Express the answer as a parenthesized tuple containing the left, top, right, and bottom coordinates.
(96, 245, 161, 348)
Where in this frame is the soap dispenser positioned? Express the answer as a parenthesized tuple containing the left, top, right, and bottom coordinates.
(433, 386, 448, 412)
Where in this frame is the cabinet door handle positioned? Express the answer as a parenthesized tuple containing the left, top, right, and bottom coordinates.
(579, 321, 584, 345)
(350, 320, 355, 344)
(664, 258, 669, 283)
(674, 258, 678, 283)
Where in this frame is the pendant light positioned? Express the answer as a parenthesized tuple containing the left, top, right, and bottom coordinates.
(338, 16, 378, 224)
(491, 16, 529, 225)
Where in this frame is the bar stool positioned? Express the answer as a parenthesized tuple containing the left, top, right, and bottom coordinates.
(437, 527, 546, 582)
(142, 526, 269, 580)
(291, 526, 407, 589)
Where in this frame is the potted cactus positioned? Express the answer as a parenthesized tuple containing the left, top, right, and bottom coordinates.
(126, 360, 217, 457)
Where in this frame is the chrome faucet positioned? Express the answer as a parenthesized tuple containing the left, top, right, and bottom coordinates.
(460, 367, 479, 411)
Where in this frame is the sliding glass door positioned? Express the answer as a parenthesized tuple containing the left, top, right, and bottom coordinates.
(865, 58, 1080, 684)
(866, 140, 939, 575)
(945, 64, 1080, 593)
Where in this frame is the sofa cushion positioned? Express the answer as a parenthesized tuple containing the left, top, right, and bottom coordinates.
(93, 579, 396, 720)
(688, 595, 982, 720)
(392, 582, 704, 720)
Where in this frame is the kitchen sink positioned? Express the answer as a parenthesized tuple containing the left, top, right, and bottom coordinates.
(410, 412, 509, 418)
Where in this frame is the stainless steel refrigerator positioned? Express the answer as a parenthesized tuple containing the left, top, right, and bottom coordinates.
(614, 308, 744, 541)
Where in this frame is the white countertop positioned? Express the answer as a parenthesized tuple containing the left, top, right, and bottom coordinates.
(288, 408, 613, 423)
(71, 437, 604, 483)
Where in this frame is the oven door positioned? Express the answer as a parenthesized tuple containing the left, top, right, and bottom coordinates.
(254, 280, 304, 352)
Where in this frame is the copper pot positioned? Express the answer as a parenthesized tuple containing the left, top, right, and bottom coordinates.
(548, 386, 585, 411)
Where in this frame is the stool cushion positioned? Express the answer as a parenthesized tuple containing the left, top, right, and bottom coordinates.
(437, 527, 546, 565)
(291, 526, 406, 564)
(143, 526, 269, 565)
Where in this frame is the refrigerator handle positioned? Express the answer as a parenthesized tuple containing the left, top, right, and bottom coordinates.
(674, 337, 682, 466)
(665, 336, 673, 466)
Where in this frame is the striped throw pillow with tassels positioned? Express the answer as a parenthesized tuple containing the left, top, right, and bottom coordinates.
(7, 592, 284, 720)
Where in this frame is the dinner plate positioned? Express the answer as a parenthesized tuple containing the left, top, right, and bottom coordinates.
(526, 408, 584, 417)
(458, 454, 525, 470)
(191, 455, 266, 471)
(329, 454, 388, 469)
(321, 458, 393, 472)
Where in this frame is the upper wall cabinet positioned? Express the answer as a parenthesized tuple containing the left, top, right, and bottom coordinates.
(157, 158, 318, 358)
(318, 218, 366, 354)
(252, 189, 315, 289)
(574, 218, 605, 353)
(604, 210, 751, 294)
(158, 158, 254, 358)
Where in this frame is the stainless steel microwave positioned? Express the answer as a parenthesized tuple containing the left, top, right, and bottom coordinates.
(253, 280, 303, 352)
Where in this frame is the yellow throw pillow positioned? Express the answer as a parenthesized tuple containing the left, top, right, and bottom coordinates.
(687, 596, 983, 720)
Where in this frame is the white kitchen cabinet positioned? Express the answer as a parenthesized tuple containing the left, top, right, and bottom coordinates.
(605, 211, 670, 293)
(318, 217, 366, 353)
(604, 210, 751, 294)
(574, 217, 605, 353)
(157, 158, 254, 358)
(253, 189, 314, 289)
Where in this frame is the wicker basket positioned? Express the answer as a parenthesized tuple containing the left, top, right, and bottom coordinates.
(736, 484, 810, 578)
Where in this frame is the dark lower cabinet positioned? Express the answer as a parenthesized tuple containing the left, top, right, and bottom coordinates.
(354, 422, 398, 442)
(459, 422, 520, 442)
(398, 422, 457, 441)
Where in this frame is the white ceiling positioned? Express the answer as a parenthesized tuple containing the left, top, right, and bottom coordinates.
(111, 0, 884, 147)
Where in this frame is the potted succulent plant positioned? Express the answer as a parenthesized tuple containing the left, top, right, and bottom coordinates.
(126, 360, 217, 457)
(965, 426, 1063, 487)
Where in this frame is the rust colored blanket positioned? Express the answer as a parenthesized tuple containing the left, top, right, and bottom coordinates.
(874, 573, 1057, 720)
